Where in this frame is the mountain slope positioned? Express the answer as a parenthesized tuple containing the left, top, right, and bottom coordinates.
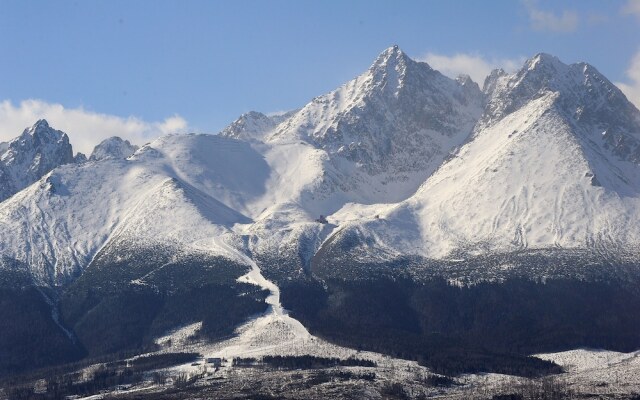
(328, 53, 640, 263)
(0, 134, 264, 286)
(217, 47, 487, 276)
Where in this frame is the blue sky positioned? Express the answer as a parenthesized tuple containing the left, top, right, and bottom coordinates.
(0, 0, 639, 153)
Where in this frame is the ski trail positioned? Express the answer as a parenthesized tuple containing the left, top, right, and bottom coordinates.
(232, 251, 284, 316)
(207, 236, 311, 359)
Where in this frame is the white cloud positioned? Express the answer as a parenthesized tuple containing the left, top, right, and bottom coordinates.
(0, 99, 189, 155)
(622, 0, 640, 19)
(615, 50, 640, 110)
(420, 53, 525, 87)
(522, 0, 579, 33)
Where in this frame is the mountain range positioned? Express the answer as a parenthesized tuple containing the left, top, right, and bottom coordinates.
(1, 46, 640, 381)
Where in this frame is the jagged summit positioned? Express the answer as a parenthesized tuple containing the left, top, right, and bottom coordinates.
(30, 118, 50, 130)
(372, 45, 404, 61)
(74, 152, 87, 163)
(365, 45, 440, 100)
(20, 119, 66, 143)
(0, 120, 74, 202)
(220, 111, 280, 141)
(480, 53, 640, 146)
(90, 136, 139, 161)
(263, 44, 484, 199)
(456, 74, 473, 84)
(368, 45, 415, 75)
(482, 68, 507, 95)
(526, 52, 565, 71)
(510, 53, 614, 97)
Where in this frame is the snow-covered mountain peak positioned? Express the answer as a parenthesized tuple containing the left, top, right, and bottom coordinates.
(220, 111, 278, 141)
(266, 47, 483, 185)
(0, 120, 74, 202)
(456, 73, 475, 86)
(28, 118, 51, 133)
(219, 110, 299, 142)
(482, 68, 508, 96)
(371, 45, 405, 63)
(90, 136, 139, 161)
(27, 118, 50, 132)
(365, 45, 442, 100)
(502, 53, 622, 107)
(480, 55, 640, 162)
(526, 52, 566, 73)
(368, 45, 414, 77)
(513, 53, 590, 98)
(74, 152, 87, 163)
(17, 119, 68, 147)
(33, 119, 49, 127)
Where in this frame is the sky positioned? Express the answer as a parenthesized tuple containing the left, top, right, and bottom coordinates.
(0, 0, 639, 154)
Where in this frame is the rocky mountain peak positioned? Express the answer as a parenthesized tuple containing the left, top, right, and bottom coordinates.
(30, 118, 51, 132)
(74, 152, 88, 163)
(0, 120, 74, 202)
(219, 111, 277, 141)
(264, 46, 484, 187)
(480, 54, 640, 161)
(90, 137, 139, 161)
(482, 68, 508, 96)
(18, 119, 69, 146)
(456, 74, 475, 86)
(366, 45, 435, 98)
(369, 45, 411, 71)
(525, 52, 566, 73)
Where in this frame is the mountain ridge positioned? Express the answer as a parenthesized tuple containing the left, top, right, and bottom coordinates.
(2, 46, 640, 385)
(0, 46, 639, 286)
(328, 51, 640, 261)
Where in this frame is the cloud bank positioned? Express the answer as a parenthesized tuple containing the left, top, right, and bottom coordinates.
(0, 100, 189, 155)
(420, 53, 524, 86)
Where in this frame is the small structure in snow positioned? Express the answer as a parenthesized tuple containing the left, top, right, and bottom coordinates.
(207, 357, 223, 367)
